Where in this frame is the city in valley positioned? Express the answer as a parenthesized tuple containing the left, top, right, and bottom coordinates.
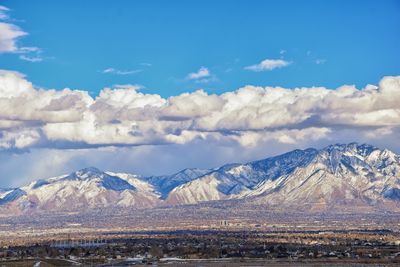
(0, 207, 399, 266)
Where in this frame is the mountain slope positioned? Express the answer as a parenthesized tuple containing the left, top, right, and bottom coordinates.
(166, 148, 318, 204)
(166, 143, 400, 210)
(0, 167, 161, 213)
(143, 168, 211, 198)
(245, 143, 400, 211)
(0, 143, 399, 214)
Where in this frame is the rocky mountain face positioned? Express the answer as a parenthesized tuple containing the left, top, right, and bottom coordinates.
(0, 143, 399, 214)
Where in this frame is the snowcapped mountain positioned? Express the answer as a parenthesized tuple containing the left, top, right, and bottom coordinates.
(167, 143, 400, 211)
(166, 148, 319, 204)
(247, 143, 400, 210)
(167, 143, 400, 210)
(0, 143, 399, 214)
(0, 167, 161, 214)
(143, 168, 211, 198)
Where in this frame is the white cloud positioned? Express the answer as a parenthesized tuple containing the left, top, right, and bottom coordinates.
(187, 67, 210, 80)
(245, 59, 291, 72)
(0, 69, 25, 77)
(0, 6, 10, 20)
(0, 6, 42, 62)
(102, 67, 142, 75)
(0, 22, 27, 53)
(112, 84, 144, 91)
(315, 59, 326, 65)
(232, 128, 331, 147)
(0, 128, 40, 150)
(18, 46, 41, 53)
(0, 70, 399, 155)
(1, 71, 400, 186)
(19, 54, 43, 62)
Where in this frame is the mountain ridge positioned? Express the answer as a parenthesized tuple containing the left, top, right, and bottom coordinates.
(1, 142, 399, 215)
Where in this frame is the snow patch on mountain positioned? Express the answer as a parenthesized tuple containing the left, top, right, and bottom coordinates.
(143, 168, 211, 198)
(0, 143, 399, 214)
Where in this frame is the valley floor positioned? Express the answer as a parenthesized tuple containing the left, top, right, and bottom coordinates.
(1, 258, 400, 267)
(0, 208, 399, 266)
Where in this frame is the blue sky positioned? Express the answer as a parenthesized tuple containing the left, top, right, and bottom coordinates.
(0, 0, 400, 187)
(2, 0, 400, 97)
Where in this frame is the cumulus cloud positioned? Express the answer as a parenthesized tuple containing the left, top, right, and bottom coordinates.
(0, 70, 399, 154)
(245, 59, 291, 71)
(1, 70, 400, 186)
(102, 67, 142, 75)
(187, 67, 210, 80)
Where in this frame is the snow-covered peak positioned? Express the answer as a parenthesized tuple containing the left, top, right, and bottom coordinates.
(44, 167, 136, 191)
(23, 167, 137, 193)
(1, 142, 399, 214)
(321, 143, 378, 156)
(314, 143, 399, 175)
(178, 168, 211, 178)
(249, 148, 318, 180)
(0, 168, 161, 212)
(64, 167, 105, 180)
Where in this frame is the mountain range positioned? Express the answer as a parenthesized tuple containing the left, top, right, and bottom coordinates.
(1, 143, 399, 215)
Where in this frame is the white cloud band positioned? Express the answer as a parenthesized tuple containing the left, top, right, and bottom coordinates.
(0, 70, 399, 151)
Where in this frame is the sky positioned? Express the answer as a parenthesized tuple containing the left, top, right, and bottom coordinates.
(0, 0, 399, 187)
